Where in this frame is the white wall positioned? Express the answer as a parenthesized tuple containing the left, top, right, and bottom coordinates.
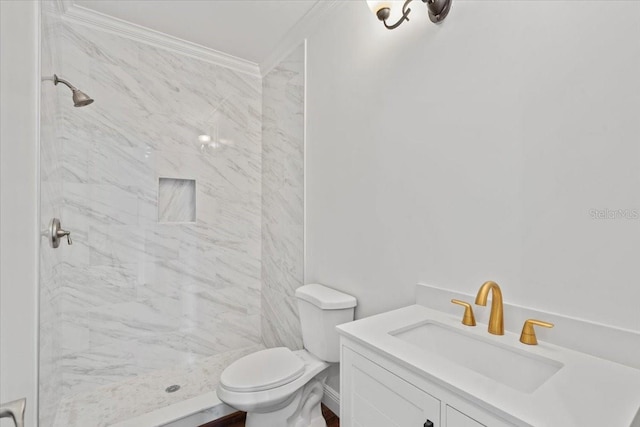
(0, 1, 40, 426)
(305, 1, 640, 332)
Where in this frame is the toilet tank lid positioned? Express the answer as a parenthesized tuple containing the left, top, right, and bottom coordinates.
(295, 284, 357, 310)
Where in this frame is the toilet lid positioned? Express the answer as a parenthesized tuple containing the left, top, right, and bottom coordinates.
(220, 347, 305, 393)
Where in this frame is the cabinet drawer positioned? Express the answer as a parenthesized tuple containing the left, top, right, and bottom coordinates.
(446, 405, 486, 427)
(343, 347, 440, 427)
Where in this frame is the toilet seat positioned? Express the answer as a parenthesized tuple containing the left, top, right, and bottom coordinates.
(216, 349, 330, 414)
(220, 347, 305, 393)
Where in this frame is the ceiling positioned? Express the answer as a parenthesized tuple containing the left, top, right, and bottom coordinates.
(74, 0, 320, 64)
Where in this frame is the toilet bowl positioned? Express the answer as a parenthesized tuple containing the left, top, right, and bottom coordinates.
(217, 348, 329, 427)
(216, 284, 357, 427)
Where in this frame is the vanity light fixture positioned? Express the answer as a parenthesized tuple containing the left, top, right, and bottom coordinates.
(367, 0, 452, 28)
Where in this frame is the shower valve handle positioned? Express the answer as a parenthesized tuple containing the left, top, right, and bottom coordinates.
(57, 228, 72, 245)
(49, 218, 72, 248)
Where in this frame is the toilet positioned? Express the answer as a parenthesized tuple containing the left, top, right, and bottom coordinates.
(217, 283, 357, 427)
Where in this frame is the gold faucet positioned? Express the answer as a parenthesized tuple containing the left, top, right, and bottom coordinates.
(475, 281, 504, 335)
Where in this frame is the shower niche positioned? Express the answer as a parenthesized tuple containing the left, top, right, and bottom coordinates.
(158, 177, 197, 223)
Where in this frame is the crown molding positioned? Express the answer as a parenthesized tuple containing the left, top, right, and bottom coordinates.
(57, 0, 73, 14)
(59, 3, 261, 77)
(259, 0, 345, 77)
(41, 0, 68, 15)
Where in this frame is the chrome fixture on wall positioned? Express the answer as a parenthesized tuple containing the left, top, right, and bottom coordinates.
(48, 218, 72, 248)
(367, 0, 452, 28)
(0, 398, 26, 427)
(52, 74, 94, 107)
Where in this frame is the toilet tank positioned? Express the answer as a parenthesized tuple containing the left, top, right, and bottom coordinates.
(295, 284, 357, 363)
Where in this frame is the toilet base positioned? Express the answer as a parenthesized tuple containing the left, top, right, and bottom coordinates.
(245, 378, 327, 427)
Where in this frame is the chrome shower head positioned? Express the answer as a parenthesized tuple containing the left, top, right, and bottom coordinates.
(53, 74, 94, 107)
(71, 89, 94, 107)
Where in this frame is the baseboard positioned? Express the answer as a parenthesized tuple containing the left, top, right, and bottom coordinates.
(322, 383, 340, 418)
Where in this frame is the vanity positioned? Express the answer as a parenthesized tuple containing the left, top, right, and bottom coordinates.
(337, 284, 640, 427)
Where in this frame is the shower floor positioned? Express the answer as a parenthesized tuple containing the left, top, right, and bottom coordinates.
(52, 344, 265, 427)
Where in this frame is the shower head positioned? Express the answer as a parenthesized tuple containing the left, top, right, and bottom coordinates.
(53, 74, 94, 107)
(71, 89, 94, 107)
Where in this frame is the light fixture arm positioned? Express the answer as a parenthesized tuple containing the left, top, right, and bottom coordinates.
(373, 0, 451, 28)
(379, 0, 413, 30)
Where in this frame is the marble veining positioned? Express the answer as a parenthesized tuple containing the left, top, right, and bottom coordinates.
(40, 8, 306, 426)
(261, 44, 306, 350)
(52, 344, 264, 427)
(158, 178, 197, 223)
(40, 13, 262, 426)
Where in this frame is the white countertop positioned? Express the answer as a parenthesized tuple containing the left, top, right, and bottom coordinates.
(337, 304, 640, 427)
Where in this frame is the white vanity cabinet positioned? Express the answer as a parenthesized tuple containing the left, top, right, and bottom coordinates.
(446, 406, 485, 427)
(341, 340, 513, 427)
(342, 346, 440, 427)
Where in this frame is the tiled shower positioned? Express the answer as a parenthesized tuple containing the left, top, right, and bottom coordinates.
(39, 3, 304, 425)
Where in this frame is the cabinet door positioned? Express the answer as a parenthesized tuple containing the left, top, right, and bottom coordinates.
(446, 405, 486, 427)
(342, 347, 440, 427)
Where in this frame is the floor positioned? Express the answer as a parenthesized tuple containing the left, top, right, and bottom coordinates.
(202, 404, 340, 427)
(52, 344, 265, 427)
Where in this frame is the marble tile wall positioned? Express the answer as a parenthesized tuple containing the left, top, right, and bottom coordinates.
(40, 18, 263, 422)
(261, 45, 306, 349)
(158, 178, 197, 223)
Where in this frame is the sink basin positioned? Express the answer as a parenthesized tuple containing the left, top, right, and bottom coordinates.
(390, 321, 563, 393)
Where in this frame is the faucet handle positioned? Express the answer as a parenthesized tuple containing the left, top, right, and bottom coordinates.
(451, 299, 476, 326)
(520, 319, 554, 345)
(0, 398, 26, 427)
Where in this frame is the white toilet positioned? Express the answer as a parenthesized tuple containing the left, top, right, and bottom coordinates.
(217, 283, 357, 427)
